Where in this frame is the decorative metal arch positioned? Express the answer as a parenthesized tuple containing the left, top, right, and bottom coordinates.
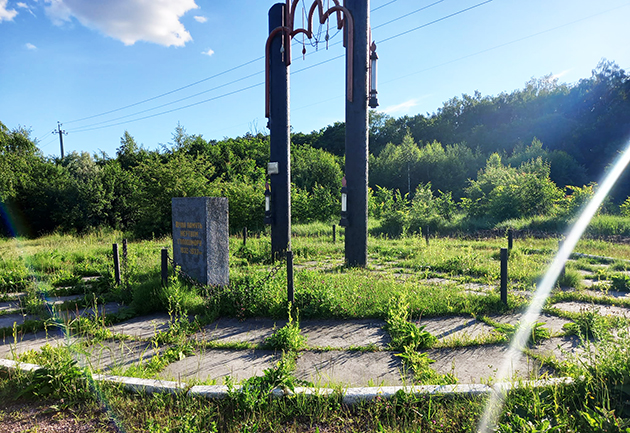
(265, 0, 354, 118)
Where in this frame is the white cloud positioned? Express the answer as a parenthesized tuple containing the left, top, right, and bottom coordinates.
(17, 2, 35, 15)
(45, 0, 198, 47)
(193, 15, 206, 23)
(383, 99, 419, 115)
(201, 48, 214, 56)
(25, 42, 37, 49)
(0, 0, 18, 22)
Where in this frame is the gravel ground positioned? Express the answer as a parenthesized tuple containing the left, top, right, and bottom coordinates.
(0, 400, 119, 433)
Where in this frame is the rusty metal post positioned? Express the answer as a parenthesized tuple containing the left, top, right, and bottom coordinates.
(344, 0, 369, 267)
(558, 240, 566, 282)
(287, 250, 294, 303)
(500, 248, 508, 306)
(161, 248, 168, 286)
(113, 243, 121, 286)
(268, 3, 291, 260)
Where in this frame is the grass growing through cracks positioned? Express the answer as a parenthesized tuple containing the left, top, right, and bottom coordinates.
(5, 224, 630, 430)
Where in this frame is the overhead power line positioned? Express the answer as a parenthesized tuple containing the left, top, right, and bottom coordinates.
(68, 70, 263, 131)
(63, 56, 265, 125)
(378, 0, 493, 44)
(69, 53, 348, 134)
(380, 1, 630, 86)
(62, 1, 437, 129)
(371, 0, 397, 13)
(67, 1, 494, 133)
(35, 129, 56, 143)
(372, 0, 445, 30)
(70, 83, 265, 133)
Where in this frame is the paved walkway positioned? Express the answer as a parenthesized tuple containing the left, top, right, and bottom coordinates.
(1, 258, 629, 388)
(0, 304, 618, 387)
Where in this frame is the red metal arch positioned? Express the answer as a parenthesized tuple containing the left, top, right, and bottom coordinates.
(265, 0, 354, 118)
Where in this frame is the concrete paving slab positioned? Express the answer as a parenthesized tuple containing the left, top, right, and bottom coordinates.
(0, 328, 77, 359)
(0, 313, 36, 330)
(0, 301, 21, 313)
(577, 270, 595, 278)
(294, 351, 410, 387)
(160, 349, 281, 383)
(77, 340, 158, 372)
(301, 319, 389, 349)
(54, 302, 128, 321)
(463, 282, 494, 292)
(46, 294, 84, 306)
(580, 288, 630, 300)
(551, 301, 630, 318)
(419, 316, 497, 343)
(426, 345, 543, 383)
(529, 336, 583, 362)
(196, 317, 287, 345)
(108, 313, 170, 339)
(0, 293, 27, 300)
(489, 313, 572, 335)
(423, 278, 455, 286)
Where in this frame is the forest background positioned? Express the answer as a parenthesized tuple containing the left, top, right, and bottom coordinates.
(2, 59, 629, 239)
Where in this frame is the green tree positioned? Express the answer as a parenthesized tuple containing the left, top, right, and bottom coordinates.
(463, 154, 563, 222)
(132, 153, 218, 238)
(291, 144, 342, 192)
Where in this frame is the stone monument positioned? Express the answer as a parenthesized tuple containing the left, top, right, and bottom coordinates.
(171, 197, 229, 286)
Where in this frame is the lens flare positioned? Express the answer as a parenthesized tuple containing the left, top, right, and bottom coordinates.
(478, 140, 630, 433)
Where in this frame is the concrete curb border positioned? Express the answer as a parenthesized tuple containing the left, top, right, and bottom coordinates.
(571, 252, 630, 264)
(0, 358, 574, 405)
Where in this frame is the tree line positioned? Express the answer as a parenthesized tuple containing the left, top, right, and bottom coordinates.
(1, 60, 629, 238)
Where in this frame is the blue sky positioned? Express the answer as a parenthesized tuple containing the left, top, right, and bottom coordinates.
(1, 0, 629, 158)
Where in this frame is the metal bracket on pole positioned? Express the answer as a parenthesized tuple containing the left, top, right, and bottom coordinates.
(265, 0, 354, 118)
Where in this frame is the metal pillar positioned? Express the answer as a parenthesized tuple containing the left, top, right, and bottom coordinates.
(113, 243, 121, 285)
(344, 0, 369, 267)
(500, 248, 508, 306)
(268, 3, 291, 259)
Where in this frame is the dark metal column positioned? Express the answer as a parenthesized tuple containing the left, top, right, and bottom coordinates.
(268, 3, 291, 258)
(345, 0, 369, 267)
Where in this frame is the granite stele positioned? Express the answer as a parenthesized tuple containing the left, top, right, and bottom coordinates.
(171, 197, 229, 286)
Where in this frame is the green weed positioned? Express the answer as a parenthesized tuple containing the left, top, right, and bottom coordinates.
(483, 318, 551, 345)
(562, 309, 609, 340)
(263, 305, 307, 352)
(386, 295, 437, 351)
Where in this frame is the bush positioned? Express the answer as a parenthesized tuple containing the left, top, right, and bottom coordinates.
(463, 154, 563, 223)
(371, 188, 410, 238)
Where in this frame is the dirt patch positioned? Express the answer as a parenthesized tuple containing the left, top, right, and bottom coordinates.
(0, 400, 117, 433)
